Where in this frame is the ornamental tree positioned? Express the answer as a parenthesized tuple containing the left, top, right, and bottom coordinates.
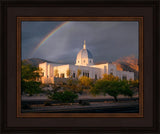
(21, 61, 43, 95)
(90, 74, 133, 102)
(66, 69, 71, 78)
(77, 69, 82, 78)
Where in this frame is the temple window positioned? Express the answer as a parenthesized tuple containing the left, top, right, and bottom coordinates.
(83, 72, 89, 77)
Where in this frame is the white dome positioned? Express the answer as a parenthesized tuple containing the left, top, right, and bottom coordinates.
(75, 40, 94, 66)
(76, 48, 93, 59)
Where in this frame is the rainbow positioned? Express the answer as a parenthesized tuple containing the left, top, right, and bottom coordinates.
(31, 21, 69, 56)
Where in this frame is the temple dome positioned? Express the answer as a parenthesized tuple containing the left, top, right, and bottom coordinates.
(77, 48, 93, 59)
(75, 40, 94, 66)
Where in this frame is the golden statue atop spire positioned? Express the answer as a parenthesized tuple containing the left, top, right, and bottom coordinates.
(83, 40, 86, 49)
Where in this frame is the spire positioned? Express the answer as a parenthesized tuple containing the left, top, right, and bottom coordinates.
(83, 40, 86, 49)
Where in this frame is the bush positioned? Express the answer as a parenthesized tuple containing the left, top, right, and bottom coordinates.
(48, 91, 78, 103)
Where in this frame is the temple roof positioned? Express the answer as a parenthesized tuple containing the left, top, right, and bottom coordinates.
(76, 40, 93, 59)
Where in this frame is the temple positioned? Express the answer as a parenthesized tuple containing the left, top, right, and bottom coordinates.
(39, 40, 134, 83)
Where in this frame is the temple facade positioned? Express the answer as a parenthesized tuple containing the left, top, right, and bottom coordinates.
(39, 41, 134, 84)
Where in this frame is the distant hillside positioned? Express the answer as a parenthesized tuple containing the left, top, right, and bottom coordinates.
(22, 58, 59, 67)
(112, 55, 139, 80)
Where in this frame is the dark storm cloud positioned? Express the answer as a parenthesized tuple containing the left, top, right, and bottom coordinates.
(21, 21, 65, 59)
(22, 21, 138, 64)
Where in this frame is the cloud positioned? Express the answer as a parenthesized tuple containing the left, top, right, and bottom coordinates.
(22, 21, 138, 63)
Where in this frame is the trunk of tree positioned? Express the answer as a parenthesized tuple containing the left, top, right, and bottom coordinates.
(114, 96, 118, 102)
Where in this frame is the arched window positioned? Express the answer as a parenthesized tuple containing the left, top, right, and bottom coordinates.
(84, 60, 85, 63)
(90, 60, 91, 63)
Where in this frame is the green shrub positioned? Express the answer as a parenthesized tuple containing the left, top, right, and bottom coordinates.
(48, 91, 78, 103)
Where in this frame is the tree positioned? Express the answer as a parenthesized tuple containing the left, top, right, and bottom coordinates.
(79, 76, 92, 87)
(79, 76, 93, 92)
(64, 79, 82, 93)
(21, 80, 42, 96)
(90, 75, 133, 102)
(21, 61, 42, 81)
(21, 61, 43, 95)
(90, 79, 110, 96)
(66, 69, 71, 78)
(102, 74, 119, 81)
(106, 81, 123, 102)
(54, 69, 59, 77)
(128, 79, 139, 94)
(77, 69, 82, 78)
(129, 80, 139, 88)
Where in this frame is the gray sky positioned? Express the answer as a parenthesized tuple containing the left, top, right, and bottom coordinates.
(22, 21, 139, 64)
